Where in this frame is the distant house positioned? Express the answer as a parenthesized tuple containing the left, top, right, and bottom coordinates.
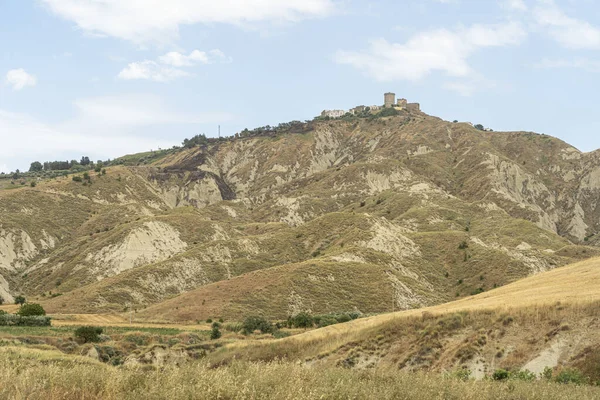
(321, 110, 346, 118)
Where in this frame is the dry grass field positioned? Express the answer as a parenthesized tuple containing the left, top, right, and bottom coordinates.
(0, 347, 598, 400)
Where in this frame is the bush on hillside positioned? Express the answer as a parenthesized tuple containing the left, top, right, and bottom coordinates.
(210, 325, 222, 340)
(378, 107, 400, 117)
(75, 326, 104, 343)
(242, 316, 273, 335)
(0, 295, 3, 305)
(554, 368, 588, 385)
(492, 369, 509, 381)
(14, 295, 26, 305)
(289, 312, 313, 329)
(17, 303, 46, 316)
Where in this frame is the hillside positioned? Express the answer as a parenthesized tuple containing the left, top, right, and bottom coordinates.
(2, 108, 600, 316)
(206, 257, 600, 380)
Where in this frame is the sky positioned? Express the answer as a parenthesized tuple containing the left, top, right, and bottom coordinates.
(1, 0, 600, 173)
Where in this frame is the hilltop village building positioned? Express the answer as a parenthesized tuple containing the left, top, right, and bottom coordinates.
(321, 92, 420, 118)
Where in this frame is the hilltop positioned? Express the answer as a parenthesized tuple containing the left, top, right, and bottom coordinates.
(2, 107, 600, 318)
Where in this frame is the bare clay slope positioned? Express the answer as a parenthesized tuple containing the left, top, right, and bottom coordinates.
(2, 109, 600, 316)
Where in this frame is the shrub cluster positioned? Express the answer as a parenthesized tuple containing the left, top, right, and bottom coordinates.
(74, 326, 104, 343)
(242, 316, 273, 335)
(286, 312, 362, 329)
(17, 303, 46, 316)
(0, 314, 51, 326)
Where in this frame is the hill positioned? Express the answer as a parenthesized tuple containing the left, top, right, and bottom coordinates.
(2, 108, 600, 316)
(206, 256, 600, 380)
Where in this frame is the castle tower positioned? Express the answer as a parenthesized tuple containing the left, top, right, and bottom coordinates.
(397, 98, 407, 108)
(384, 92, 396, 108)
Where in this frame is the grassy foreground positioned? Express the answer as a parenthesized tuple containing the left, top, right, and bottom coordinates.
(0, 348, 597, 400)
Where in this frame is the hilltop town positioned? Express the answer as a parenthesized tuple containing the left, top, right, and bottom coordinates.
(321, 92, 421, 119)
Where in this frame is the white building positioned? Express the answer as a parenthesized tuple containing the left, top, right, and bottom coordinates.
(321, 110, 346, 118)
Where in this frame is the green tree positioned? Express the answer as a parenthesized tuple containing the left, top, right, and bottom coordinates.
(17, 303, 46, 316)
(74, 326, 103, 343)
(242, 316, 273, 335)
(289, 312, 314, 328)
(474, 124, 485, 131)
(14, 295, 26, 305)
(210, 323, 222, 340)
(29, 161, 43, 172)
(0, 295, 4, 305)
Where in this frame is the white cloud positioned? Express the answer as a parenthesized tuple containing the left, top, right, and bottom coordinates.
(41, 0, 335, 44)
(504, 0, 527, 11)
(534, 0, 600, 49)
(534, 58, 600, 72)
(118, 61, 191, 82)
(335, 22, 526, 82)
(158, 49, 230, 67)
(5, 69, 37, 90)
(119, 49, 229, 82)
(0, 95, 233, 172)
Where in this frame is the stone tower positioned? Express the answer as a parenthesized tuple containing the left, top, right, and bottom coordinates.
(397, 98, 407, 108)
(384, 92, 396, 108)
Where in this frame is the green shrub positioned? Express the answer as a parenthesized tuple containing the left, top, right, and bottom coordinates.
(242, 316, 273, 335)
(75, 326, 104, 343)
(492, 369, 509, 381)
(289, 312, 314, 329)
(72, 176, 83, 182)
(554, 368, 588, 385)
(272, 330, 291, 339)
(378, 107, 399, 117)
(510, 370, 536, 382)
(17, 303, 46, 316)
(0, 314, 51, 326)
(210, 325, 222, 340)
(14, 295, 26, 305)
(0, 310, 7, 315)
(0, 295, 3, 305)
(316, 315, 338, 328)
(541, 366, 554, 380)
(206, 318, 213, 324)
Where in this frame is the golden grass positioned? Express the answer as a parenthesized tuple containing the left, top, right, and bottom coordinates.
(0, 347, 597, 400)
(207, 257, 600, 364)
(48, 313, 210, 331)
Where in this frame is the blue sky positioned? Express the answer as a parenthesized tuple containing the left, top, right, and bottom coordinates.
(1, 0, 600, 172)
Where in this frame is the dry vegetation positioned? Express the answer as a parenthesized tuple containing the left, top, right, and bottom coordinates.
(0, 348, 598, 400)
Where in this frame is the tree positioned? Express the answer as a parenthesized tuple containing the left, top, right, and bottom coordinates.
(80, 156, 91, 166)
(210, 322, 222, 340)
(29, 161, 43, 172)
(242, 316, 273, 335)
(14, 295, 26, 305)
(289, 312, 314, 328)
(17, 303, 46, 316)
(0, 295, 4, 305)
(74, 326, 103, 343)
(474, 124, 485, 131)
